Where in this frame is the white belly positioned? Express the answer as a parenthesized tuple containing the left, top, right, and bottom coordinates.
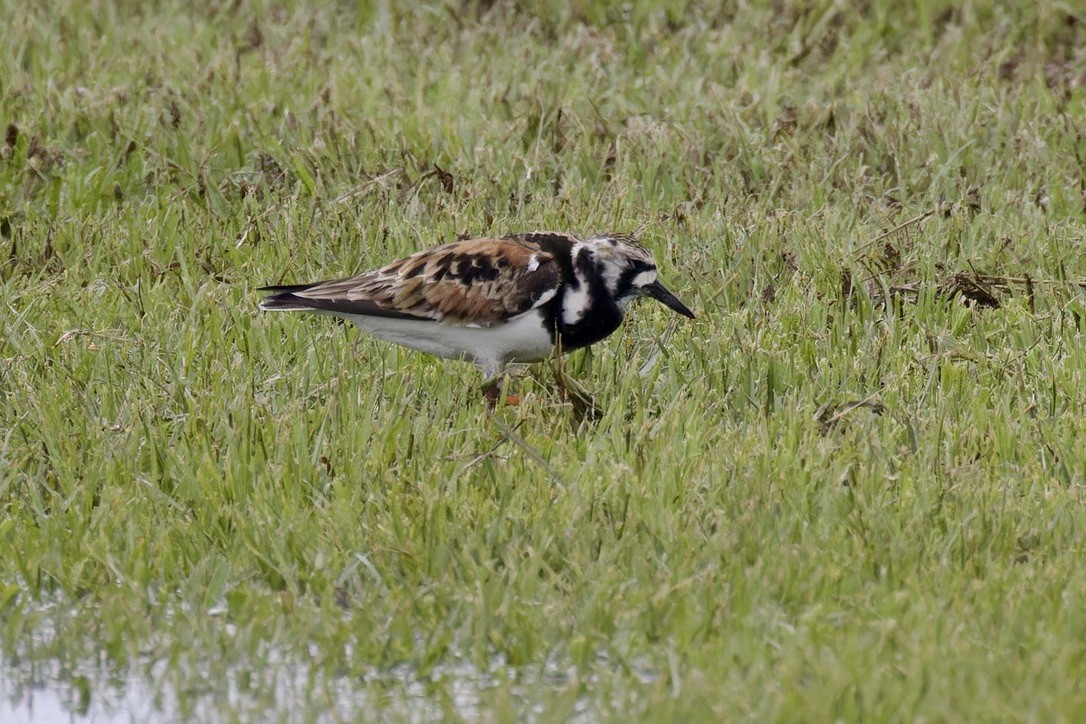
(342, 309, 554, 374)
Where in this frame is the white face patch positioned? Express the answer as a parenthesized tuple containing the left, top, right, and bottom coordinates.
(632, 269, 657, 290)
(526, 253, 541, 272)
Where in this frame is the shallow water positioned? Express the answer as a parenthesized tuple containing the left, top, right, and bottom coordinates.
(1, 644, 657, 722)
(1, 657, 170, 724)
(0, 595, 660, 721)
(0, 653, 486, 722)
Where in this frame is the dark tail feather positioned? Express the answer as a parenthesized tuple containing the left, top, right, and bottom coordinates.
(258, 282, 321, 294)
(258, 283, 424, 320)
(259, 283, 322, 311)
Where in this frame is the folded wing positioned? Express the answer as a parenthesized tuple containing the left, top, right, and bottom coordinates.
(259, 237, 562, 327)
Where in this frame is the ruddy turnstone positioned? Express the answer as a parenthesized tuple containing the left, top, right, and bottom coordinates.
(259, 231, 695, 405)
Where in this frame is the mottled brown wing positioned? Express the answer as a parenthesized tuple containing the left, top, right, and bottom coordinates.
(275, 237, 562, 326)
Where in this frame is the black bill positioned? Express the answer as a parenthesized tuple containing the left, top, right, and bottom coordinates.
(645, 280, 695, 319)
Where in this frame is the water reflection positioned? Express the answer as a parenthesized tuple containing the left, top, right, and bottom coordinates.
(1, 646, 658, 721)
(1, 600, 660, 721)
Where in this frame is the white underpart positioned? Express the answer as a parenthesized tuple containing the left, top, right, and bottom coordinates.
(339, 308, 554, 378)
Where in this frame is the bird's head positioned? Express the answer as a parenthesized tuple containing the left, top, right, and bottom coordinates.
(579, 233, 696, 319)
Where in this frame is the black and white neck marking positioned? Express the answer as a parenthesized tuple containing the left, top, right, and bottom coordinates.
(540, 234, 660, 352)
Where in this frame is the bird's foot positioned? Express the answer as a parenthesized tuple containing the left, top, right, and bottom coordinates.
(482, 378, 500, 411)
(481, 376, 520, 410)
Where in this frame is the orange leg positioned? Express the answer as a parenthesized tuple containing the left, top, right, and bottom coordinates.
(481, 377, 521, 409)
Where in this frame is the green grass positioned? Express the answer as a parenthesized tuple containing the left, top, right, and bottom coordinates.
(2, 0, 1086, 720)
